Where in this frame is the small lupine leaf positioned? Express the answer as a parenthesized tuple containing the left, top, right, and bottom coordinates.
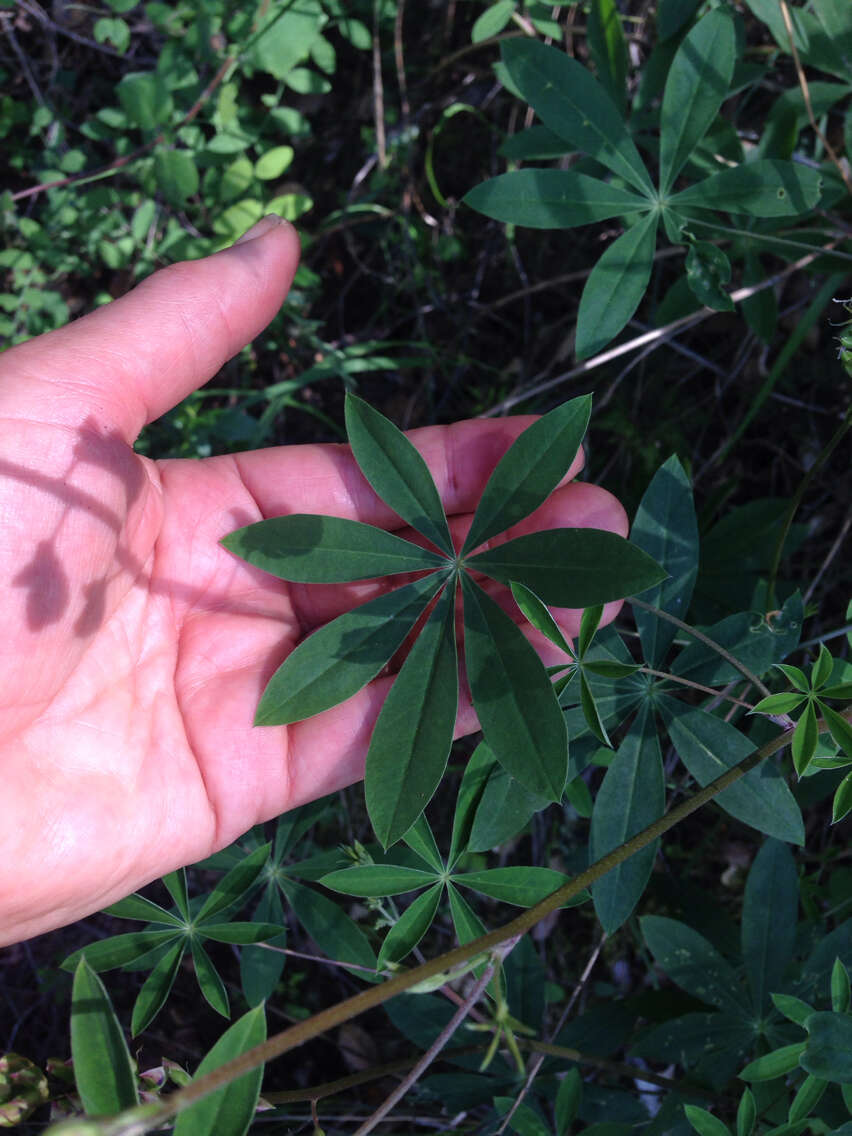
(70, 960, 139, 1116)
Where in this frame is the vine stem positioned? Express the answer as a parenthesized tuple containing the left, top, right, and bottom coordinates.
(629, 597, 774, 699)
(90, 726, 792, 1136)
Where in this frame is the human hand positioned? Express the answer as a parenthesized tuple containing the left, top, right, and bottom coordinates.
(0, 215, 626, 945)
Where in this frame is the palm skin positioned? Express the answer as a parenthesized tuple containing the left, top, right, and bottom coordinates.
(0, 217, 627, 946)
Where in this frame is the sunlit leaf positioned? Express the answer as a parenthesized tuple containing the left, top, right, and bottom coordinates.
(464, 168, 648, 228)
(71, 960, 139, 1116)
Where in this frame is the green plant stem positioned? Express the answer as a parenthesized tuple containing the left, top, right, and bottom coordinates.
(766, 400, 852, 610)
(715, 271, 847, 466)
(629, 597, 773, 697)
(95, 726, 792, 1136)
(639, 666, 754, 709)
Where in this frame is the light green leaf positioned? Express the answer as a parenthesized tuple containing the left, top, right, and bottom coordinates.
(454, 866, 577, 907)
(662, 698, 805, 845)
(472, 0, 516, 43)
(659, 7, 736, 194)
(510, 581, 574, 656)
(575, 211, 658, 359)
(500, 39, 654, 195)
(70, 960, 139, 1116)
(671, 160, 823, 216)
(580, 670, 611, 747)
(378, 883, 443, 968)
(320, 864, 437, 897)
(832, 957, 851, 1013)
(771, 993, 816, 1027)
(801, 1012, 852, 1082)
(192, 940, 229, 1017)
(154, 149, 199, 206)
(246, 7, 326, 80)
(788, 1074, 828, 1123)
(464, 169, 648, 229)
(173, 1005, 266, 1136)
(131, 940, 185, 1036)
(467, 527, 666, 606)
(222, 514, 446, 583)
(254, 145, 294, 179)
(447, 882, 487, 945)
(792, 702, 819, 776)
(822, 703, 852, 759)
(739, 1042, 806, 1081)
(366, 582, 458, 847)
(196, 844, 270, 923)
(345, 393, 454, 556)
(834, 771, 852, 823)
(587, 0, 628, 111)
(751, 692, 806, 716)
(641, 915, 745, 1016)
(737, 1087, 756, 1136)
(117, 71, 173, 131)
(591, 706, 664, 932)
(462, 574, 567, 801)
(555, 1067, 582, 1134)
(461, 395, 592, 555)
(684, 1105, 732, 1136)
(254, 573, 445, 725)
(403, 814, 444, 874)
(741, 840, 798, 1015)
(631, 455, 699, 667)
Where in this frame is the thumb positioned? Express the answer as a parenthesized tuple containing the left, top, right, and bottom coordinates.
(0, 215, 301, 443)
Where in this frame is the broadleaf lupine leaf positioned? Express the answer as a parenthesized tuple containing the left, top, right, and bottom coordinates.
(462, 395, 592, 555)
(255, 572, 447, 725)
(467, 528, 667, 606)
(463, 168, 649, 229)
(461, 573, 567, 801)
(345, 392, 454, 556)
(366, 580, 459, 847)
(222, 513, 447, 582)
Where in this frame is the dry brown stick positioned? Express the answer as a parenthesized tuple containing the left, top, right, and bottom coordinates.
(778, 0, 852, 197)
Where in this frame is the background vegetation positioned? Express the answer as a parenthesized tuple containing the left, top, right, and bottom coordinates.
(1, 0, 851, 1133)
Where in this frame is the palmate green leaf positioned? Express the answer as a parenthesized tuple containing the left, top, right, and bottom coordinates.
(463, 169, 649, 229)
(832, 958, 851, 1013)
(822, 703, 852, 759)
(320, 864, 437, 897)
(580, 671, 611, 747)
(500, 39, 654, 196)
(739, 1042, 807, 1082)
(741, 840, 798, 1015)
(684, 1105, 732, 1136)
(834, 771, 852, 823)
(131, 939, 185, 1036)
(468, 761, 551, 852)
(801, 1012, 852, 1082)
(575, 211, 658, 359)
(196, 844, 270, 923)
(641, 916, 745, 1016)
(345, 393, 453, 556)
(661, 697, 805, 845)
(199, 922, 284, 945)
(378, 883, 443, 969)
(192, 940, 229, 1017)
(671, 160, 823, 217)
(255, 572, 446, 725)
(685, 241, 734, 312)
(222, 513, 446, 583)
(62, 930, 181, 973)
(454, 866, 581, 907)
(461, 395, 592, 555)
(587, 0, 628, 111)
(658, 7, 736, 195)
(280, 878, 378, 978)
(163, 868, 190, 920)
(403, 814, 444, 873)
(173, 1004, 266, 1136)
(462, 573, 567, 801)
(240, 886, 286, 1008)
(792, 702, 819, 776)
(70, 959, 139, 1117)
(468, 528, 666, 607)
(590, 705, 664, 933)
(447, 882, 487, 945)
(631, 455, 699, 667)
(102, 893, 183, 926)
(578, 604, 604, 658)
(510, 581, 574, 656)
(366, 582, 459, 847)
(449, 742, 495, 867)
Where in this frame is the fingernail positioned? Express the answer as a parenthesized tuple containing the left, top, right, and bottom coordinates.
(232, 214, 286, 246)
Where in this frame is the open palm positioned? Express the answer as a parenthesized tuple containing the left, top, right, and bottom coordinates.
(0, 218, 626, 945)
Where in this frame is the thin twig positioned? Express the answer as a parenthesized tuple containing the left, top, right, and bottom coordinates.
(352, 946, 512, 1135)
(372, 0, 387, 170)
(779, 0, 852, 196)
(481, 248, 832, 415)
